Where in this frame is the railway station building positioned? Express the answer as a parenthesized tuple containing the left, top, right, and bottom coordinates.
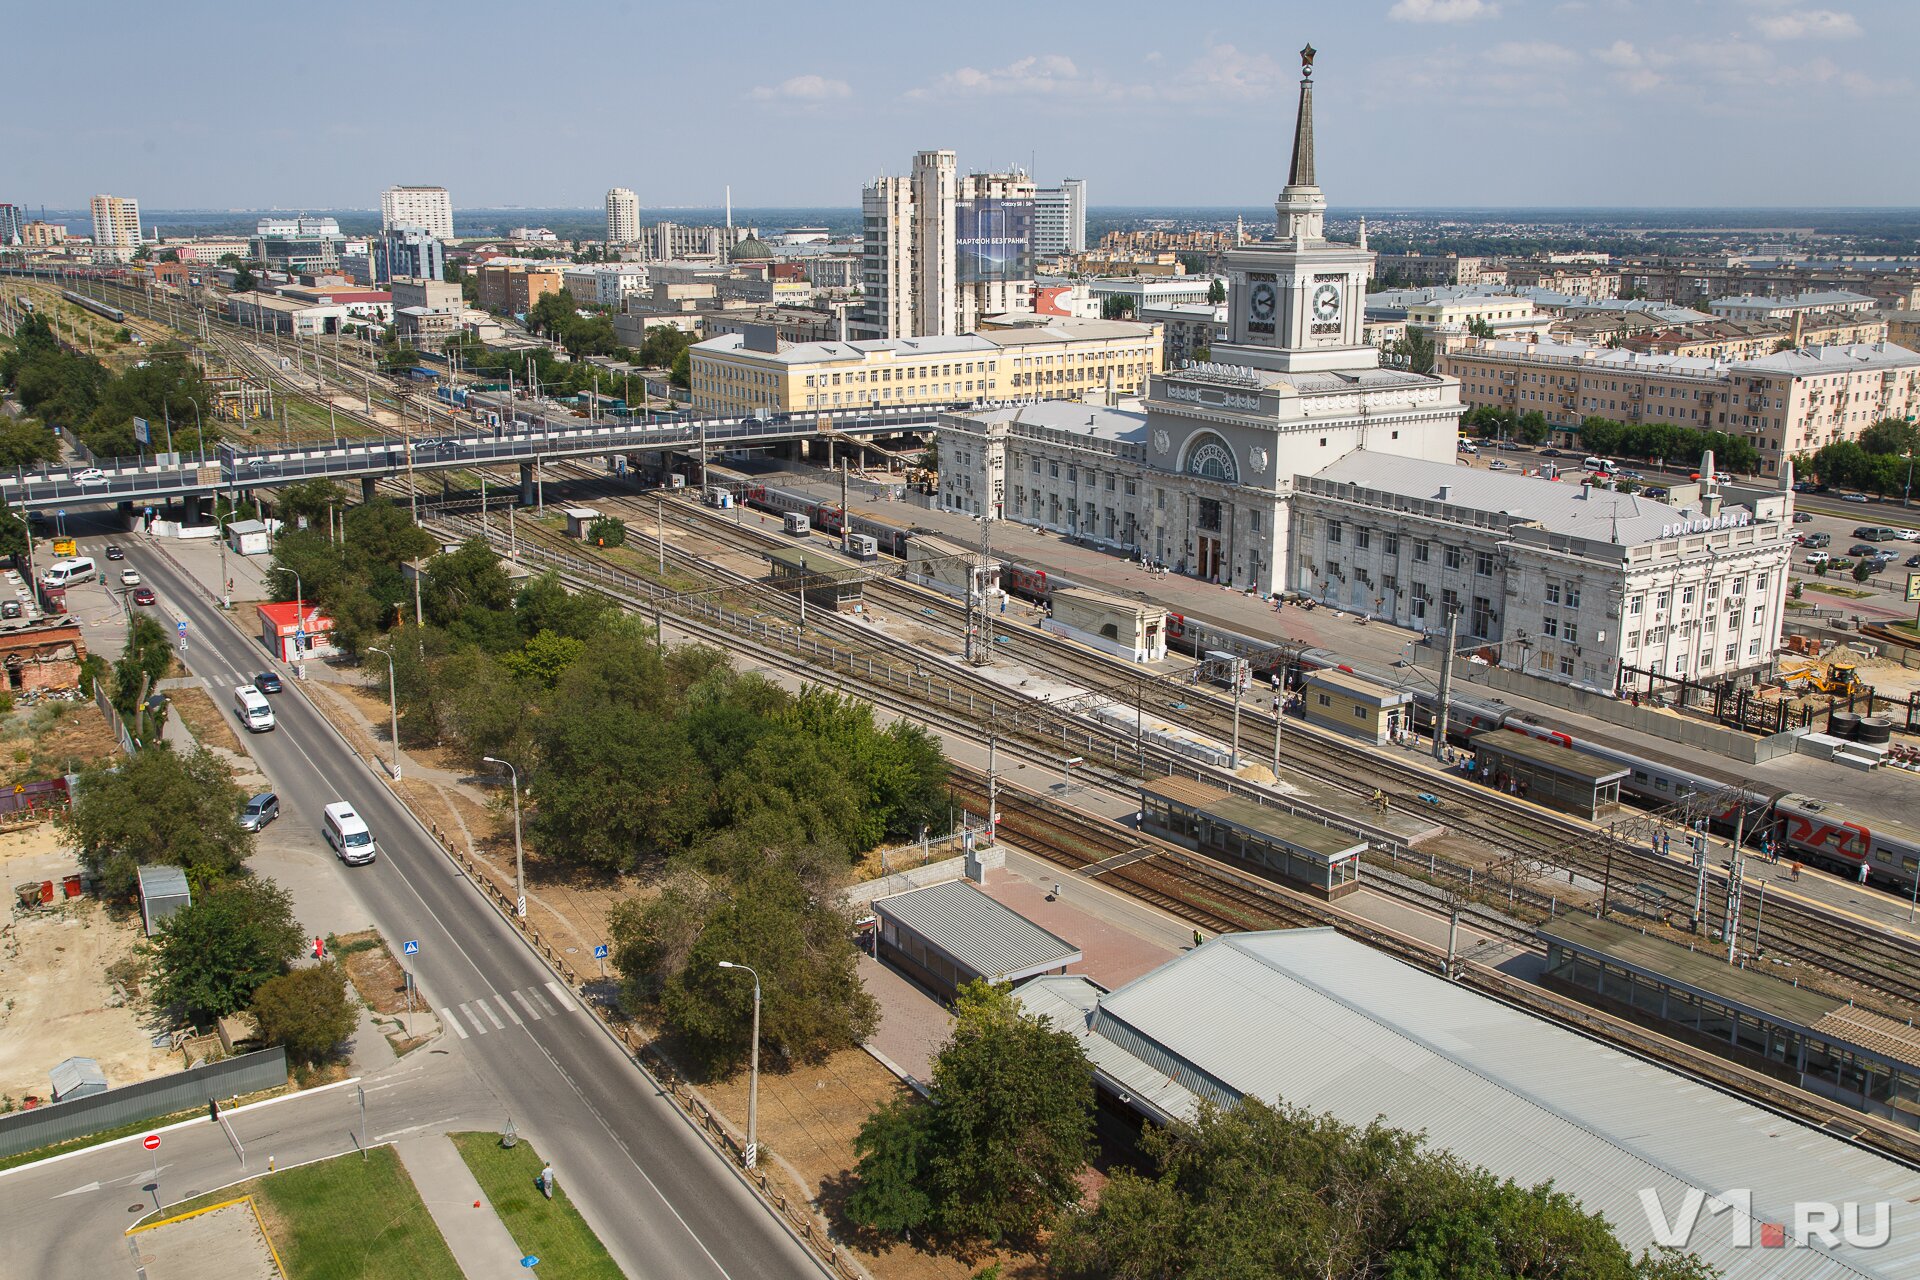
(1139, 776, 1363, 900)
(1466, 730, 1626, 819)
(873, 879, 1082, 1002)
(1016, 928, 1920, 1280)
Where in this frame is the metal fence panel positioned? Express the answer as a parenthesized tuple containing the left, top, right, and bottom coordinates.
(0, 1047, 287, 1158)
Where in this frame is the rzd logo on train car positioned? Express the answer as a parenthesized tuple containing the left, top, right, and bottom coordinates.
(1784, 814, 1871, 861)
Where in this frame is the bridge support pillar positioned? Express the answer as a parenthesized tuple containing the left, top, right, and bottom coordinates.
(520, 461, 536, 507)
(361, 475, 377, 503)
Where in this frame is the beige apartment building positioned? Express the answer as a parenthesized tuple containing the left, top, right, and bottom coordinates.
(1502, 265, 1620, 300)
(475, 263, 563, 315)
(1440, 337, 1920, 477)
(689, 317, 1160, 416)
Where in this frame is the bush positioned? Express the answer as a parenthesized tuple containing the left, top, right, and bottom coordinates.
(586, 515, 626, 548)
(150, 876, 304, 1024)
(1853, 558, 1874, 583)
(251, 965, 357, 1064)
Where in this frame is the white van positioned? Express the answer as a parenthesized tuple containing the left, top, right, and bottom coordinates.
(40, 557, 97, 589)
(232, 684, 275, 733)
(1582, 456, 1618, 475)
(321, 801, 377, 866)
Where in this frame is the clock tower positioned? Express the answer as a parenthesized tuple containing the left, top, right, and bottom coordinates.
(1212, 46, 1376, 376)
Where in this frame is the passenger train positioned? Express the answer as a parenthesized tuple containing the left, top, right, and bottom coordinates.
(717, 472, 1920, 893)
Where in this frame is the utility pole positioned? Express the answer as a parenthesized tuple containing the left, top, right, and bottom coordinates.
(698, 417, 708, 494)
(656, 494, 666, 575)
(1692, 823, 1709, 933)
(1432, 610, 1459, 761)
(839, 461, 850, 554)
(1724, 808, 1746, 964)
(1230, 658, 1245, 770)
(1272, 691, 1286, 782)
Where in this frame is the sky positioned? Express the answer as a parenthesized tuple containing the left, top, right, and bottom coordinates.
(9, 0, 1919, 212)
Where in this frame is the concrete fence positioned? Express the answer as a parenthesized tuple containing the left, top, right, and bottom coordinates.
(0, 1047, 287, 1158)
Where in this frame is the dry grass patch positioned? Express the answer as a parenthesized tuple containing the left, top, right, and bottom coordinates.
(168, 685, 246, 754)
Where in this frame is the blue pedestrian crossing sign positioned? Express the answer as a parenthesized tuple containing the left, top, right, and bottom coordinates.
(175, 621, 188, 637)
(593, 945, 610, 960)
(402, 940, 419, 955)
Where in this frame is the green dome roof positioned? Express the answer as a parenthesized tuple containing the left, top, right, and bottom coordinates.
(731, 237, 773, 260)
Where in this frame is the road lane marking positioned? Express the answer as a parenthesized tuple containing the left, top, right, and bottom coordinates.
(475, 1000, 505, 1031)
(528, 989, 557, 1018)
(511, 989, 542, 1020)
(440, 1008, 468, 1039)
(495, 994, 523, 1026)
(544, 982, 577, 1012)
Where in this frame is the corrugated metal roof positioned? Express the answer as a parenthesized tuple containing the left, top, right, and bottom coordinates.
(875, 880, 1081, 984)
(136, 865, 190, 899)
(1016, 929, 1920, 1280)
(49, 1056, 106, 1095)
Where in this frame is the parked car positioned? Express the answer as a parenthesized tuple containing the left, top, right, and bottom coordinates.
(254, 671, 283, 694)
(1793, 512, 1812, 523)
(1802, 531, 1831, 548)
(105, 544, 124, 560)
(1907, 553, 1920, 568)
(1805, 551, 1831, 567)
(1853, 526, 1899, 541)
(1, 601, 20, 620)
(1643, 486, 1671, 500)
(1793, 481, 1817, 493)
(1849, 543, 1878, 557)
(1895, 529, 1919, 542)
(131, 586, 155, 605)
(239, 792, 280, 832)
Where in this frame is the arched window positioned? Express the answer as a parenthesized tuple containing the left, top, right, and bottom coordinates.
(1184, 435, 1239, 484)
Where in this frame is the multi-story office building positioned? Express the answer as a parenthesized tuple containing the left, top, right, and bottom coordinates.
(90, 194, 142, 260)
(253, 217, 346, 275)
(0, 205, 22, 247)
(855, 150, 1037, 339)
(688, 316, 1159, 417)
(475, 262, 563, 315)
(606, 188, 640, 244)
(562, 263, 648, 308)
(373, 226, 445, 284)
(1033, 178, 1087, 258)
(1502, 264, 1620, 300)
(1440, 337, 1920, 476)
(392, 277, 464, 343)
(644, 221, 738, 261)
(380, 186, 453, 240)
(1364, 288, 1554, 344)
(1140, 303, 1227, 366)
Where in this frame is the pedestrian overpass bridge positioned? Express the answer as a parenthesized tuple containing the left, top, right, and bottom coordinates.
(0, 401, 953, 513)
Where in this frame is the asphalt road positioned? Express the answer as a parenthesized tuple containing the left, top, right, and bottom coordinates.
(0, 1050, 485, 1280)
(49, 541, 827, 1280)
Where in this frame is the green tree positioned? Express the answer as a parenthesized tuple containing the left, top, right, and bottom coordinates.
(498, 629, 585, 690)
(157, 249, 180, 264)
(232, 263, 257, 292)
(530, 697, 706, 871)
(150, 876, 304, 1023)
(1859, 416, 1920, 457)
(585, 514, 626, 547)
(526, 290, 578, 337)
(846, 1095, 936, 1237)
(1577, 415, 1625, 457)
(1854, 558, 1875, 583)
(1206, 278, 1226, 305)
(250, 964, 357, 1064)
(1515, 409, 1551, 445)
(65, 746, 253, 898)
(277, 478, 346, 531)
(1466, 315, 1495, 340)
(1387, 327, 1435, 375)
(111, 613, 175, 741)
(608, 842, 877, 1074)
(1100, 294, 1137, 320)
(847, 981, 1095, 1245)
(670, 348, 691, 389)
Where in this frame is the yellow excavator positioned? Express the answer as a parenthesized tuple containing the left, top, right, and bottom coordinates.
(1780, 660, 1866, 697)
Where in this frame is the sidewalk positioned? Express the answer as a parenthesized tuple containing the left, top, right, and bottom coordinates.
(394, 1133, 527, 1279)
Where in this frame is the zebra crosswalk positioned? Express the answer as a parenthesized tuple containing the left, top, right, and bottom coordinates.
(441, 981, 580, 1039)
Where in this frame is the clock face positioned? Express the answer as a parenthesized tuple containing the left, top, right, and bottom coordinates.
(1248, 281, 1277, 323)
(1312, 282, 1342, 324)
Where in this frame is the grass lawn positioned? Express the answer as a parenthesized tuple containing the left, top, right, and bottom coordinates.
(135, 1146, 461, 1280)
(451, 1131, 623, 1279)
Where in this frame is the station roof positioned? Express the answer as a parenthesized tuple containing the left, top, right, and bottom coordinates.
(1304, 668, 1413, 707)
(1016, 928, 1920, 1280)
(1051, 583, 1166, 620)
(1142, 776, 1364, 863)
(1468, 729, 1629, 784)
(874, 879, 1081, 985)
(1540, 915, 1841, 1027)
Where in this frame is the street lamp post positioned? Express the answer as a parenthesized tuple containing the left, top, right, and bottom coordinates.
(365, 647, 402, 780)
(483, 757, 525, 918)
(716, 961, 760, 1170)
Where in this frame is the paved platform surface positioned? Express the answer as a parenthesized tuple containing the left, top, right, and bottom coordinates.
(395, 1133, 528, 1279)
(132, 1201, 282, 1280)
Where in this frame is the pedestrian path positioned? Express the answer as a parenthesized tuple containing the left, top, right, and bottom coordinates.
(439, 981, 578, 1040)
(394, 1133, 527, 1279)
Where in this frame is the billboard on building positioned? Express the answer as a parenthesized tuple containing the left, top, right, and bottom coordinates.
(955, 199, 1034, 283)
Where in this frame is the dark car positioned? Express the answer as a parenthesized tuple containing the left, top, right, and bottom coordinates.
(1849, 543, 1878, 557)
(1539, 448, 1564, 457)
(105, 544, 124, 560)
(1793, 511, 1812, 523)
(1, 601, 20, 620)
(131, 586, 156, 605)
(1907, 554, 1920, 568)
(254, 671, 283, 694)
(1643, 486, 1670, 500)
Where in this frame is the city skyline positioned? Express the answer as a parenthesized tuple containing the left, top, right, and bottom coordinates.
(9, 0, 1919, 211)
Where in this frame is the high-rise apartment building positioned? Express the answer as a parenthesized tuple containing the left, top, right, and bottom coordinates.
(0, 205, 23, 247)
(856, 150, 1037, 340)
(380, 186, 454, 240)
(606, 188, 640, 244)
(1033, 178, 1086, 258)
(90, 194, 142, 257)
